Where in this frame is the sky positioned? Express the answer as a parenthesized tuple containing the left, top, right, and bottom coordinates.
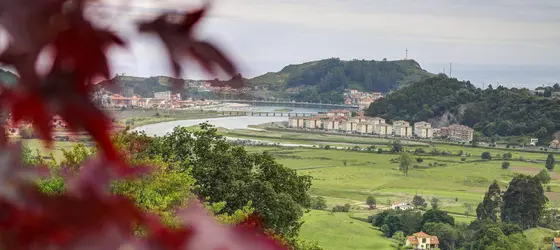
(97, 0, 560, 88)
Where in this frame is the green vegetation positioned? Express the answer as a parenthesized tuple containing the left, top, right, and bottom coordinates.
(366, 75, 560, 142)
(110, 109, 242, 128)
(274, 108, 294, 112)
(299, 210, 393, 250)
(248, 58, 433, 103)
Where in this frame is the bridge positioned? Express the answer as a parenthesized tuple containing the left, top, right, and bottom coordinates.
(219, 111, 315, 117)
(219, 99, 360, 110)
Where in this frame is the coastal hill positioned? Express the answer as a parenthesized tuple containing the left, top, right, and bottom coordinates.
(366, 74, 560, 142)
(248, 58, 434, 103)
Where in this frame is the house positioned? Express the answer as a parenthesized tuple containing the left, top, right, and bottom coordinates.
(374, 123, 393, 136)
(414, 122, 433, 139)
(393, 120, 412, 137)
(529, 138, 539, 146)
(553, 237, 560, 250)
(327, 109, 351, 117)
(354, 115, 370, 123)
(406, 231, 439, 250)
(391, 202, 414, 210)
(288, 117, 306, 128)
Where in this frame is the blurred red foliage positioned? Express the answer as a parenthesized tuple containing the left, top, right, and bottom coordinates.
(0, 0, 274, 249)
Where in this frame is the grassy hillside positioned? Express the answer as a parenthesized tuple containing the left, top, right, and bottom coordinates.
(299, 210, 393, 250)
(248, 58, 434, 103)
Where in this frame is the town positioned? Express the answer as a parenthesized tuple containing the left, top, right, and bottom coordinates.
(288, 109, 475, 142)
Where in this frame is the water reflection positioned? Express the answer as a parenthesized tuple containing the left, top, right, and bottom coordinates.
(133, 116, 288, 137)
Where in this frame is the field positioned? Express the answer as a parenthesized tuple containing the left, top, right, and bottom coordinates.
(107, 109, 242, 128)
(299, 210, 393, 250)
(20, 121, 559, 250)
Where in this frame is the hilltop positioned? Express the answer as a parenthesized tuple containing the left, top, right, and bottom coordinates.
(366, 74, 560, 143)
(248, 58, 434, 103)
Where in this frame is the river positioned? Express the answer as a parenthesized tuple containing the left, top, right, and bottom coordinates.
(134, 104, 329, 137)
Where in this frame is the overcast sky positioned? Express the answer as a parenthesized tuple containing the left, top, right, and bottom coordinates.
(100, 0, 560, 88)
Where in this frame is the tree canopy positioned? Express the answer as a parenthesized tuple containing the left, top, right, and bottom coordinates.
(366, 75, 560, 139)
(501, 175, 548, 229)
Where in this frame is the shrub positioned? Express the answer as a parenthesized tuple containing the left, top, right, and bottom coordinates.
(154, 112, 161, 117)
(481, 152, 492, 160)
(547, 186, 552, 192)
(501, 161, 510, 169)
(503, 152, 512, 159)
(414, 148, 425, 154)
(311, 196, 328, 210)
(461, 157, 466, 162)
(332, 204, 351, 212)
(377, 148, 383, 154)
(416, 157, 424, 163)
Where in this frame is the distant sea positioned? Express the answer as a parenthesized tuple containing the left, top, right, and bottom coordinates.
(424, 63, 559, 89)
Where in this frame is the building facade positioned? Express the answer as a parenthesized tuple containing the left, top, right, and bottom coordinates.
(406, 232, 439, 250)
(289, 117, 306, 128)
(393, 120, 412, 137)
(447, 124, 474, 142)
(414, 122, 433, 139)
(374, 123, 393, 136)
(327, 110, 351, 117)
(358, 123, 374, 134)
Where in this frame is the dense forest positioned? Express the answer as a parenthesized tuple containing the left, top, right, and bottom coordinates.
(249, 58, 434, 103)
(366, 75, 560, 141)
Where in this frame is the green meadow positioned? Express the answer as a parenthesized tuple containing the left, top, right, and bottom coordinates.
(22, 126, 559, 250)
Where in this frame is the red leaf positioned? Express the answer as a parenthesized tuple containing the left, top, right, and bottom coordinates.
(137, 3, 240, 89)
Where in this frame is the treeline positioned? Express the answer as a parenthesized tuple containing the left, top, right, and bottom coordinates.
(251, 58, 433, 103)
(371, 175, 551, 250)
(29, 124, 321, 250)
(367, 75, 560, 140)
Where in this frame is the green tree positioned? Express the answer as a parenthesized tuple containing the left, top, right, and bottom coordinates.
(422, 222, 459, 250)
(421, 209, 455, 226)
(60, 143, 95, 171)
(391, 231, 406, 247)
(143, 124, 312, 237)
(481, 152, 492, 160)
(430, 197, 439, 210)
(501, 161, 510, 169)
(535, 169, 551, 185)
(412, 195, 427, 208)
(501, 175, 548, 229)
(366, 195, 376, 209)
(546, 154, 556, 171)
(392, 140, 404, 153)
(476, 180, 502, 222)
(399, 152, 413, 176)
(310, 197, 327, 210)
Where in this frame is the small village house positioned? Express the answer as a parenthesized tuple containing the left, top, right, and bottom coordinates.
(553, 237, 560, 250)
(393, 120, 413, 137)
(391, 202, 414, 210)
(374, 123, 393, 136)
(414, 121, 433, 139)
(406, 232, 439, 250)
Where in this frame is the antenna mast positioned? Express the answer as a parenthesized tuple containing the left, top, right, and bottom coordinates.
(449, 63, 452, 77)
(405, 49, 408, 59)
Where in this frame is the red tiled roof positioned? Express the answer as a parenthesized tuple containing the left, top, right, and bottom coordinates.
(407, 236, 419, 245)
(554, 237, 560, 247)
(430, 236, 439, 245)
(413, 231, 431, 238)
